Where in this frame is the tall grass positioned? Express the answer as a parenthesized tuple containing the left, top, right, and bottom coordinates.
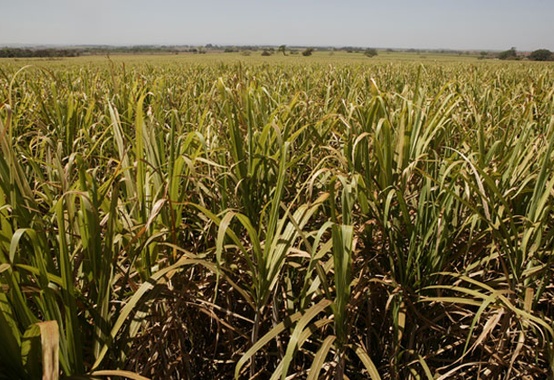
(0, 58, 553, 379)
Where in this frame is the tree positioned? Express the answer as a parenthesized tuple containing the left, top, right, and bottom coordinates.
(529, 49, 553, 61)
(364, 48, 378, 58)
(498, 47, 517, 60)
(302, 48, 314, 56)
(278, 45, 287, 56)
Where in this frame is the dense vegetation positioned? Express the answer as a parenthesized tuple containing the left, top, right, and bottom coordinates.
(0, 57, 553, 379)
(0, 48, 81, 58)
(529, 49, 554, 62)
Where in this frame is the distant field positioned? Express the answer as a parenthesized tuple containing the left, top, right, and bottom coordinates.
(0, 54, 553, 379)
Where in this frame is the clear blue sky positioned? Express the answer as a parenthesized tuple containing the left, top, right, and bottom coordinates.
(2, 0, 553, 51)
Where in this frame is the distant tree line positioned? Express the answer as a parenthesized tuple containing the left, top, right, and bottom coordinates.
(0, 48, 81, 58)
(4, 45, 550, 61)
(497, 47, 553, 61)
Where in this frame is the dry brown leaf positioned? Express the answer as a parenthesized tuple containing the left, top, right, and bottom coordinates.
(38, 320, 59, 380)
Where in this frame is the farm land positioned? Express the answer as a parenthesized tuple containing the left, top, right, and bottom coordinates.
(0, 51, 553, 379)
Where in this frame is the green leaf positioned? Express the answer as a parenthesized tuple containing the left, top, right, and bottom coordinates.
(0, 291, 24, 378)
(234, 299, 332, 379)
(307, 335, 336, 380)
(92, 255, 210, 370)
(21, 323, 42, 379)
(332, 224, 354, 347)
